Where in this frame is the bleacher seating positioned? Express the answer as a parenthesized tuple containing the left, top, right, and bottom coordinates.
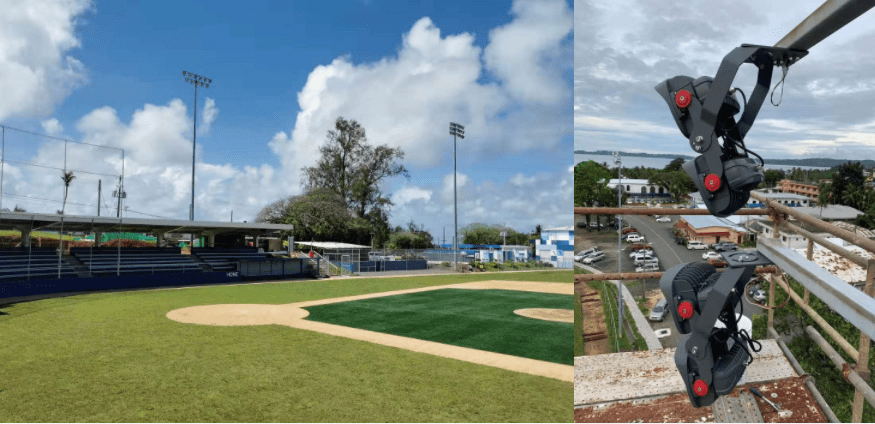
(71, 247, 204, 276)
(191, 247, 268, 271)
(0, 248, 77, 280)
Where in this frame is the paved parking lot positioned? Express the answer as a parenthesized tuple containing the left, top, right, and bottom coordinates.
(576, 213, 764, 349)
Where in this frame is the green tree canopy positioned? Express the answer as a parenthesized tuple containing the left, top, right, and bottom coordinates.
(296, 117, 409, 247)
(649, 171, 696, 203)
(460, 223, 531, 245)
(664, 157, 686, 172)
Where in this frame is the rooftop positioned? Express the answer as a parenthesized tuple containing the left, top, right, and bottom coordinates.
(574, 341, 827, 423)
(544, 226, 574, 232)
(680, 215, 749, 233)
(0, 211, 292, 235)
(793, 205, 864, 221)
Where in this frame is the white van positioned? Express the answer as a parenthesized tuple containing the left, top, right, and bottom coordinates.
(687, 241, 708, 250)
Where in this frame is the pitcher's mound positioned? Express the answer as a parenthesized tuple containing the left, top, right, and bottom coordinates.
(514, 308, 573, 323)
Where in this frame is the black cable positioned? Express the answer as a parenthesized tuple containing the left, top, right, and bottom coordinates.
(770, 65, 788, 106)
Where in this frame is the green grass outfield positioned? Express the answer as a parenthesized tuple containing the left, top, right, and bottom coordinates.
(303, 289, 572, 365)
(0, 270, 572, 422)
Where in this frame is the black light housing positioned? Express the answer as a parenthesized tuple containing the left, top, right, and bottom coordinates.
(655, 44, 807, 217)
(659, 251, 773, 407)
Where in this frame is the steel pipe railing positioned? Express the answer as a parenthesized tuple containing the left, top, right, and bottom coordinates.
(750, 192, 875, 255)
(806, 325, 875, 409)
(573, 207, 768, 216)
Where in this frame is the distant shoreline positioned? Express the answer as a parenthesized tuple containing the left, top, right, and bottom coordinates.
(574, 150, 874, 168)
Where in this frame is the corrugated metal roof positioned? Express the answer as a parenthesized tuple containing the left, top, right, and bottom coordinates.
(794, 205, 863, 220)
(681, 215, 749, 233)
(0, 211, 292, 233)
(294, 241, 371, 249)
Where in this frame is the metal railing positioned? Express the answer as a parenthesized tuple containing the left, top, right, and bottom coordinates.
(574, 191, 875, 422)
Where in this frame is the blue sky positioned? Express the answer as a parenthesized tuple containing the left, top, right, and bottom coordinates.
(0, 0, 573, 237)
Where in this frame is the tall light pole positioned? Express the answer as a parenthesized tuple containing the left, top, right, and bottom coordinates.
(182, 71, 211, 221)
(613, 151, 625, 339)
(450, 122, 464, 271)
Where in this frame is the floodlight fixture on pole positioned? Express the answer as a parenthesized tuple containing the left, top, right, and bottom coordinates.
(182, 70, 211, 222)
(450, 122, 464, 271)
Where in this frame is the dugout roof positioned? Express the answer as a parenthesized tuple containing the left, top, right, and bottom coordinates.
(0, 211, 293, 236)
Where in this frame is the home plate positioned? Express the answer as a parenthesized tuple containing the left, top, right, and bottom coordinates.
(655, 328, 671, 338)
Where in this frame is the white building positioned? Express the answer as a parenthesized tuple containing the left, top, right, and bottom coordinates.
(535, 226, 574, 268)
(606, 179, 671, 203)
(689, 191, 811, 208)
(475, 245, 531, 263)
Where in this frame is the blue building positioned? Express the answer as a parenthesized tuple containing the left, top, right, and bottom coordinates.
(535, 226, 574, 268)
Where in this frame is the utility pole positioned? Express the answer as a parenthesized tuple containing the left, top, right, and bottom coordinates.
(450, 122, 465, 271)
(97, 180, 101, 216)
(613, 151, 625, 340)
(230, 210, 233, 222)
(112, 176, 126, 218)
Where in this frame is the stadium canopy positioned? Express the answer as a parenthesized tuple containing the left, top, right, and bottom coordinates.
(294, 242, 370, 249)
(0, 211, 293, 236)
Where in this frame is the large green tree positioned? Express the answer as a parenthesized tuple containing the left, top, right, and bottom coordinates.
(649, 171, 696, 203)
(830, 162, 866, 206)
(299, 117, 408, 246)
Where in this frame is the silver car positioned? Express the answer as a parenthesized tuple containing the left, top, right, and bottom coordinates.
(649, 298, 668, 321)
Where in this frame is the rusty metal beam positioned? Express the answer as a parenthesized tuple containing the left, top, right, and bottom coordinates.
(573, 207, 768, 216)
(805, 325, 875, 411)
(573, 266, 779, 283)
(750, 192, 875, 255)
(775, 0, 875, 52)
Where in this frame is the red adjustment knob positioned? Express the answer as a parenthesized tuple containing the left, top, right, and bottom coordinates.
(677, 301, 694, 319)
(693, 379, 709, 397)
(704, 174, 721, 192)
(675, 89, 692, 108)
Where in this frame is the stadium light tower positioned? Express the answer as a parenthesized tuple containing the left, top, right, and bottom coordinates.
(613, 151, 625, 340)
(182, 71, 211, 221)
(450, 122, 464, 271)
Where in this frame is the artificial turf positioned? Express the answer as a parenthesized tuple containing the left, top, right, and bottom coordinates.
(0, 270, 572, 422)
(303, 288, 572, 364)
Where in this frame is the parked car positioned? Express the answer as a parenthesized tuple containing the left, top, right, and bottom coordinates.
(576, 222, 586, 228)
(713, 242, 738, 252)
(637, 262, 660, 273)
(575, 247, 603, 261)
(753, 289, 767, 303)
(633, 255, 658, 265)
(656, 216, 672, 223)
(626, 234, 645, 243)
(702, 251, 721, 260)
(621, 227, 639, 235)
(687, 241, 708, 250)
(675, 236, 688, 245)
(708, 258, 728, 268)
(629, 242, 652, 250)
(589, 221, 604, 229)
(649, 298, 668, 321)
(582, 252, 605, 264)
(630, 249, 653, 258)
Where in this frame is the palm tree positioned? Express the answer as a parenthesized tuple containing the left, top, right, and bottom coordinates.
(61, 171, 76, 214)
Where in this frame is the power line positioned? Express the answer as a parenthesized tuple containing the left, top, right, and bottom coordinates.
(0, 193, 174, 220)
(0, 124, 124, 151)
(2, 159, 119, 178)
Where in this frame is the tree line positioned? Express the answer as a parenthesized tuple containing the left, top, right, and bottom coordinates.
(256, 117, 538, 250)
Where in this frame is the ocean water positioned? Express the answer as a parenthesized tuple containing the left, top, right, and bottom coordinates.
(575, 153, 828, 171)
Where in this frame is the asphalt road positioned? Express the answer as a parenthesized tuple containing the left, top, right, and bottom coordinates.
(619, 214, 764, 349)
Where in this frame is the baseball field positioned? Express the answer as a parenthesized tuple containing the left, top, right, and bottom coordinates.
(0, 270, 572, 422)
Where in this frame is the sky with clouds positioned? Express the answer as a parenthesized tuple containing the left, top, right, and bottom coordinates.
(575, 0, 875, 161)
(0, 0, 573, 240)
